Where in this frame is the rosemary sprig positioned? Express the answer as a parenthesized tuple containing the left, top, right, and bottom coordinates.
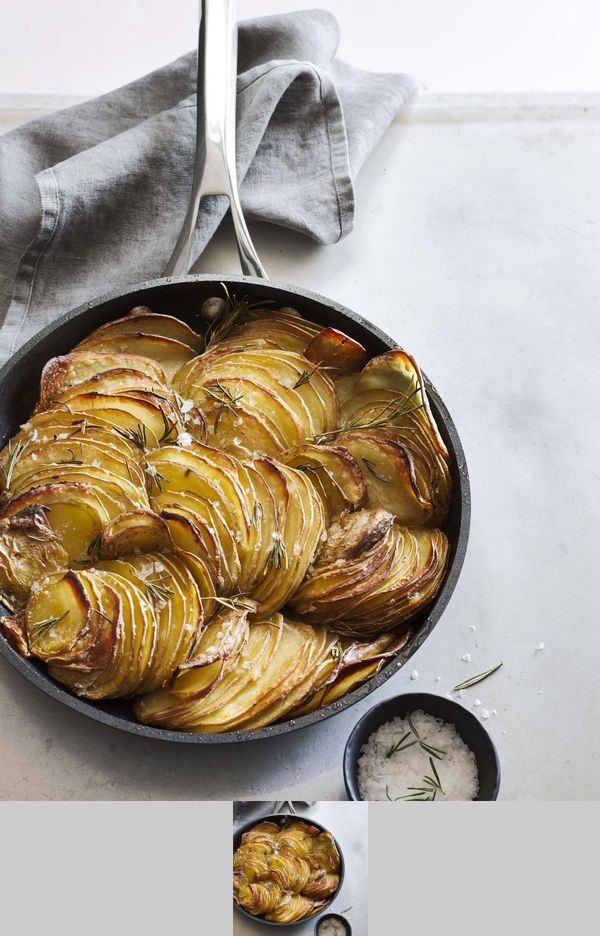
(293, 361, 324, 389)
(144, 576, 174, 602)
(158, 408, 178, 444)
(115, 423, 148, 450)
(66, 419, 102, 438)
(294, 463, 325, 474)
(1, 440, 25, 490)
(362, 458, 390, 483)
(385, 712, 448, 761)
(213, 593, 256, 613)
(57, 446, 84, 465)
(202, 381, 244, 432)
(251, 501, 263, 529)
(29, 609, 70, 642)
(267, 532, 288, 569)
(87, 532, 102, 563)
(311, 387, 424, 444)
(453, 661, 503, 692)
(144, 463, 167, 494)
(93, 607, 115, 625)
(386, 731, 418, 759)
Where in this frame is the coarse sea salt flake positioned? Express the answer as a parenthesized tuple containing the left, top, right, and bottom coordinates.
(461, 653, 471, 663)
(410, 670, 419, 680)
(357, 710, 479, 801)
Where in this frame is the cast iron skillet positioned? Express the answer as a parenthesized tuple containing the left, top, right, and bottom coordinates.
(232, 812, 345, 927)
(0, 1, 470, 744)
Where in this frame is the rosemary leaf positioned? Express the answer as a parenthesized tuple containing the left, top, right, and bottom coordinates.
(1, 440, 25, 490)
(292, 361, 323, 389)
(453, 660, 503, 692)
(29, 609, 70, 641)
(362, 457, 391, 483)
(251, 501, 263, 529)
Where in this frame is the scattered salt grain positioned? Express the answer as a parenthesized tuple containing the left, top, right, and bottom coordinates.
(473, 699, 481, 707)
(410, 670, 419, 681)
(536, 642, 545, 652)
(435, 676, 441, 682)
(461, 653, 472, 663)
(180, 399, 194, 414)
(177, 432, 193, 447)
(492, 710, 498, 716)
(357, 710, 479, 801)
(481, 709, 490, 719)
(469, 624, 476, 631)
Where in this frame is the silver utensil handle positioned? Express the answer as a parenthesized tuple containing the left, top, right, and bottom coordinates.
(164, 0, 266, 279)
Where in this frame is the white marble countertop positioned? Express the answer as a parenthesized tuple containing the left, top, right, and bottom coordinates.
(233, 802, 368, 936)
(1, 92, 599, 800)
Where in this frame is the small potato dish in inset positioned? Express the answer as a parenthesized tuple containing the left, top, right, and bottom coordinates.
(233, 815, 344, 925)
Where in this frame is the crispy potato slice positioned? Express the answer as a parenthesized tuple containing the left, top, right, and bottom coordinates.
(172, 616, 278, 715)
(151, 489, 240, 593)
(38, 351, 167, 410)
(25, 571, 92, 662)
(336, 430, 433, 524)
(75, 333, 196, 381)
(283, 443, 366, 517)
(6, 435, 145, 493)
(304, 327, 368, 374)
(134, 604, 252, 721)
(188, 619, 316, 732)
(0, 507, 70, 608)
(98, 510, 172, 559)
(3, 482, 110, 563)
(85, 307, 204, 353)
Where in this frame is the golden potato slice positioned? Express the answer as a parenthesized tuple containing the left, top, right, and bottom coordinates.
(134, 603, 252, 722)
(85, 308, 204, 353)
(172, 616, 278, 717)
(337, 430, 433, 524)
(0, 507, 70, 608)
(304, 327, 367, 374)
(25, 571, 92, 662)
(38, 351, 167, 410)
(3, 482, 110, 563)
(283, 443, 366, 517)
(75, 333, 196, 381)
(6, 436, 145, 493)
(189, 619, 316, 731)
(151, 489, 240, 593)
(98, 510, 172, 559)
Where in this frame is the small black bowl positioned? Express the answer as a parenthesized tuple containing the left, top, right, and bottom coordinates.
(233, 813, 346, 927)
(343, 693, 501, 801)
(314, 913, 352, 936)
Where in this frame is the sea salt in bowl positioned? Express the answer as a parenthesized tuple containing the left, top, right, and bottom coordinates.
(314, 912, 352, 936)
(343, 693, 501, 801)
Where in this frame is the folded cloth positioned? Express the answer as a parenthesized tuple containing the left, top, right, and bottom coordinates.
(0, 9, 418, 364)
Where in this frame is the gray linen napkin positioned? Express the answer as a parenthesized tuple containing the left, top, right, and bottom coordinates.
(0, 9, 418, 364)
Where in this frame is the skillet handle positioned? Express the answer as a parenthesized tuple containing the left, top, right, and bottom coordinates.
(164, 0, 267, 279)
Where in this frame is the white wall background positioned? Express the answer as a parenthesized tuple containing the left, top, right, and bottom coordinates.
(0, 0, 599, 96)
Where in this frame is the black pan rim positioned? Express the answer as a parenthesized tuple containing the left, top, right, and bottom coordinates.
(0, 274, 470, 745)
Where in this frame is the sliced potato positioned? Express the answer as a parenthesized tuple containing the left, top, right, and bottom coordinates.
(38, 351, 167, 410)
(304, 327, 367, 374)
(84, 307, 204, 353)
